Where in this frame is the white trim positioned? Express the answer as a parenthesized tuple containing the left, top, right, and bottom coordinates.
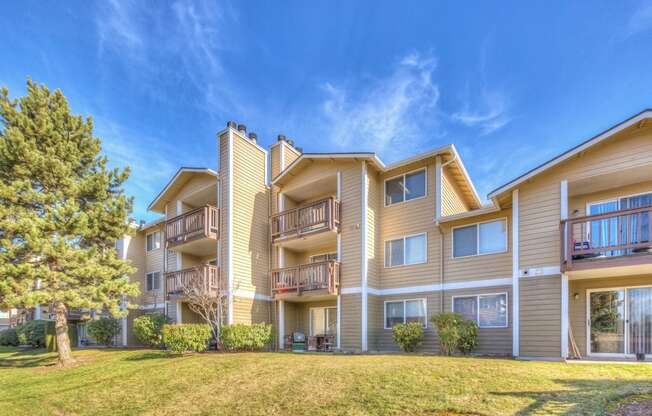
(512, 189, 520, 357)
(384, 232, 428, 268)
(451, 218, 509, 259)
(138, 303, 166, 310)
(280, 142, 286, 171)
(145, 230, 161, 253)
(278, 300, 284, 350)
(227, 130, 234, 325)
(439, 204, 501, 223)
(147, 167, 218, 212)
(383, 167, 428, 207)
(452, 292, 509, 329)
(336, 294, 341, 350)
(561, 180, 568, 261)
(520, 266, 561, 278)
(435, 156, 442, 221)
(561, 273, 569, 359)
(216, 126, 269, 156)
(176, 301, 182, 324)
(336, 170, 342, 351)
(488, 110, 652, 198)
(360, 161, 368, 352)
(340, 277, 513, 296)
(232, 289, 273, 301)
(383, 298, 428, 329)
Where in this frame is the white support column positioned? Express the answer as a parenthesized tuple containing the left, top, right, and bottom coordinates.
(512, 189, 520, 357)
(560, 179, 569, 261)
(278, 300, 285, 350)
(360, 161, 368, 352)
(336, 170, 342, 350)
(121, 295, 128, 347)
(561, 273, 569, 359)
(435, 156, 442, 222)
(226, 129, 234, 325)
(34, 279, 41, 320)
(176, 301, 183, 324)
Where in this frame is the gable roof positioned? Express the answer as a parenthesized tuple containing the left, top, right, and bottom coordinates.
(148, 167, 218, 213)
(488, 109, 652, 199)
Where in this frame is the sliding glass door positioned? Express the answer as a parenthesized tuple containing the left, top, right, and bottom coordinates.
(628, 288, 652, 355)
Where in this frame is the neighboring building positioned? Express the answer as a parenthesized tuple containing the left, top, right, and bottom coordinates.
(0, 309, 18, 330)
(120, 112, 652, 360)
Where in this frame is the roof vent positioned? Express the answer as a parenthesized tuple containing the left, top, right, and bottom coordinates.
(287, 139, 295, 147)
(248, 132, 257, 143)
(277, 134, 286, 142)
(295, 146, 303, 153)
(237, 124, 247, 134)
(226, 121, 237, 129)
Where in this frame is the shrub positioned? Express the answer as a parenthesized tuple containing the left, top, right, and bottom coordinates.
(87, 317, 121, 346)
(0, 328, 19, 346)
(220, 324, 273, 351)
(133, 313, 169, 348)
(457, 320, 478, 355)
(16, 320, 47, 347)
(392, 322, 425, 352)
(162, 324, 212, 354)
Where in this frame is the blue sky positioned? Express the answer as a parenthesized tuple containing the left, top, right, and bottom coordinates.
(2, 1, 652, 221)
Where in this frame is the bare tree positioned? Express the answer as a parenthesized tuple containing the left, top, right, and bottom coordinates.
(176, 272, 228, 346)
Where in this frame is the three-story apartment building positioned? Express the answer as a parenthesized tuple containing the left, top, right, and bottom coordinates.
(120, 111, 652, 360)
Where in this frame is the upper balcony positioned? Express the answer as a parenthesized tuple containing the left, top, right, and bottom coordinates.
(271, 260, 340, 300)
(166, 264, 224, 299)
(166, 205, 219, 256)
(270, 197, 341, 250)
(562, 206, 652, 274)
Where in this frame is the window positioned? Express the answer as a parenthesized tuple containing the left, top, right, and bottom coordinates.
(146, 232, 161, 252)
(385, 299, 427, 328)
(453, 293, 508, 328)
(146, 272, 161, 291)
(385, 169, 426, 205)
(310, 307, 337, 336)
(385, 233, 427, 267)
(310, 252, 338, 263)
(453, 219, 507, 258)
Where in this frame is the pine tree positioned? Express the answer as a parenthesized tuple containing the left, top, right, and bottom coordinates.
(0, 80, 139, 366)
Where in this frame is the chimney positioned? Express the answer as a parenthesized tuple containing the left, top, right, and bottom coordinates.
(287, 139, 295, 147)
(226, 121, 237, 129)
(139, 219, 146, 228)
(237, 124, 247, 134)
(248, 132, 257, 143)
(277, 134, 286, 142)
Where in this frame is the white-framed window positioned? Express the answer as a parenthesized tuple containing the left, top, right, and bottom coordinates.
(385, 233, 427, 267)
(310, 252, 338, 263)
(452, 219, 507, 258)
(384, 168, 427, 206)
(146, 272, 161, 291)
(146, 231, 161, 252)
(309, 307, 337, 336)
(452, 293, 508, 328)
(384, 299, 427, 329)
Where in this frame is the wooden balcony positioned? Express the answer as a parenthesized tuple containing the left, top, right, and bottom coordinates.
(270, 197, 341, 244)
(561, 206, 652, 272)
(166, 205, 219, 255)
(271, 260, 340, 299)
(166, 264, 224, 298)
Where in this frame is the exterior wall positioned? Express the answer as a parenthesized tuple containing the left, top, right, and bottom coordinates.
(519, 275, 561, 358)
(569, 179, 652, 217)
(441, 210, 512, 283)
(340, 294, 361, 351)
(175, 175, 217, 204)
(442, 167, 469, 216)
(339, 162, 363, 289)
(569, 274, 652, 357)
(232, 296, 270, 324)
(143, 224, 166, 306)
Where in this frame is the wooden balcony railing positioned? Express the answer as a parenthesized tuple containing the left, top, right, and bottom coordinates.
(166, 264, 223, 297)
(561, 206, 652, 270)
(166, 205, 219, 247)
(271, 260, 340, 297)
(270, 197, 341, 243)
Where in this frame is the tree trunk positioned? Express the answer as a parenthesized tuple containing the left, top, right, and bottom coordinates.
(54, 302, 75, 367)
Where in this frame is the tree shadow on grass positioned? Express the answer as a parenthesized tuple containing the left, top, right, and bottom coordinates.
(122, 351, 170, 361)
(0, 349, 56, 368)
(492, 379, 652, 415)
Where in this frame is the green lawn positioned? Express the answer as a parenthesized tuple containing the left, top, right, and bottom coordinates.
(1, 347, 652, 415)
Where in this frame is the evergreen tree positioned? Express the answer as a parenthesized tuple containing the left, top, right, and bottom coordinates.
(0, 80, 139, 366)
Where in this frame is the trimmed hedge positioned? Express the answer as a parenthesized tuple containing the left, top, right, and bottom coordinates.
(220, 323, 273, 352)
(87, 317, 121, 346)
(0, 328, 19, 346)
(16, 320, 47, 347)
(162, 324, 212, 354)
(133, 313, 169, 348)
(392, 322, 425, 352)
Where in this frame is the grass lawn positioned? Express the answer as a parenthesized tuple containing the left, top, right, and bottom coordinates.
(2, 347, 652, 415)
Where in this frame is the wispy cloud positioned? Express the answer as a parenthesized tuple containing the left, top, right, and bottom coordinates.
(628, 4, 652, 36)
(96, 0, 145, 59)
(319, 51, 442, 162)
(451, 90, 511, 135)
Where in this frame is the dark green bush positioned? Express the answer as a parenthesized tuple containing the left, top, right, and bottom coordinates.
(87, 317, 121, 346)
(16, 320, 47, 347)
(430, 312, 479, 356)
(0, 328, 19, 346)
(220, 324, 273, 351)
(133, 313, 169, 348)
(162, 324, 212, 354)
(457, 319, 478, 355)
(392, 322, 425, 352)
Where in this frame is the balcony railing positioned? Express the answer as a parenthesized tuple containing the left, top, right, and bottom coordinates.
(270, 197, 341, 243)
(166, 205, 219, 247)
(166, 264, 223, 297)
(561, 206, 652, 270)
(271, 260, 340, 297)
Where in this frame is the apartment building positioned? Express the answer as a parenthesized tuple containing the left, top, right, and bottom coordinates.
(120, 111, 652, 360)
